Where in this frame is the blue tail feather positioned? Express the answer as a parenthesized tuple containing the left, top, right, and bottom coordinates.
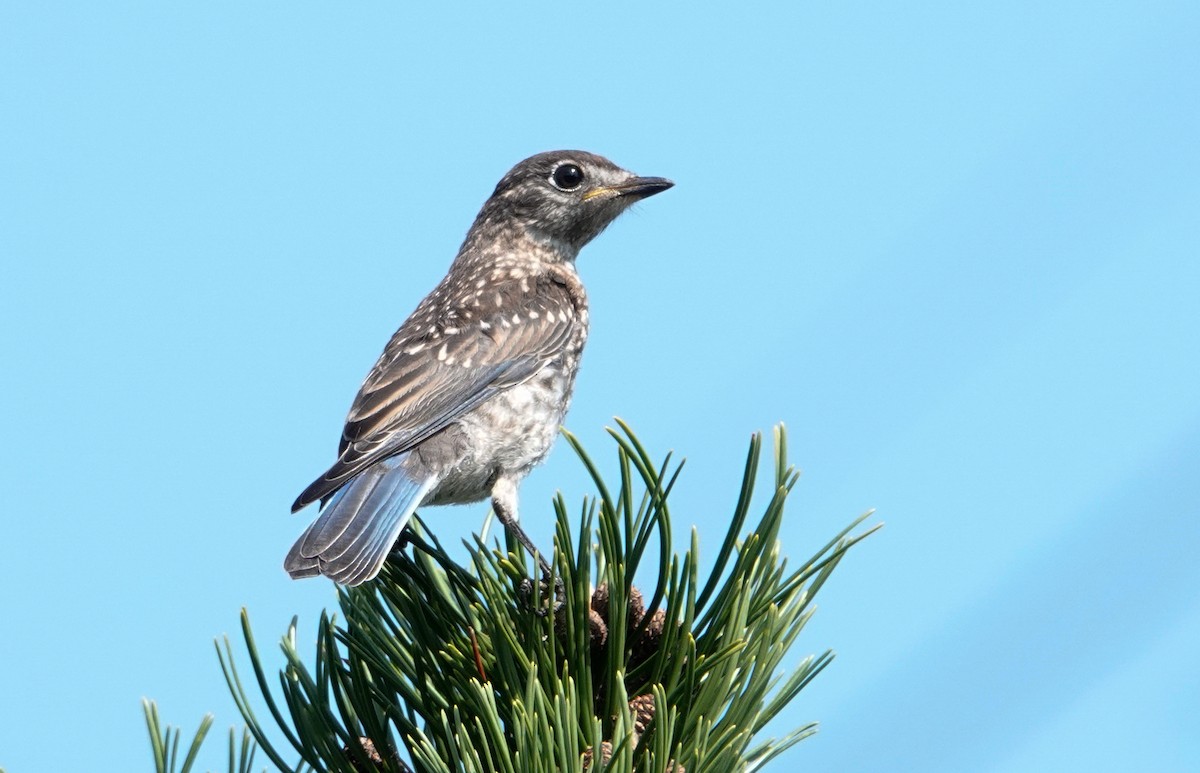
(284, 452, 436, 585)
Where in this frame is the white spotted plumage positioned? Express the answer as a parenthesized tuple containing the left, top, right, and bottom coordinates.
(286, 150, 669, 585)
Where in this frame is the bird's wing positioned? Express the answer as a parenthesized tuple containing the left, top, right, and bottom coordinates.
(292, 271, 583, 511)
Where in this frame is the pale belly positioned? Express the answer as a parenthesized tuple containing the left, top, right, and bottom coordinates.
(425, 364, 576, 506)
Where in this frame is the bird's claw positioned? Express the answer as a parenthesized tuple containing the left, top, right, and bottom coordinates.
(517, 574, 566, 617)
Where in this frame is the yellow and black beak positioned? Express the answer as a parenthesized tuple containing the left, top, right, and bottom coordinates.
(583, 176, 675, 202)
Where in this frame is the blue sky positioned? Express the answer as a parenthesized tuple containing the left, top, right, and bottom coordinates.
(2, 2, 1198, 771)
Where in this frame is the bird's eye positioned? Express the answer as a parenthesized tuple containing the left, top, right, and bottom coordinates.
(551, 163, 585, 191)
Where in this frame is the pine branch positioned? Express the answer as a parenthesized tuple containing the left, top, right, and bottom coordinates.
(148, 422, 879, 772)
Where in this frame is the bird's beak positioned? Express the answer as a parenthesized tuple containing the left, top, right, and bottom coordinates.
(583, 176, 675, 202)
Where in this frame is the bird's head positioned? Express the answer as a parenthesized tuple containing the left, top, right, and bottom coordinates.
(475, 150, 673, 257)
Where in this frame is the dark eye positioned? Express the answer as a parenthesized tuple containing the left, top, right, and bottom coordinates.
(551, 163, 585, 191)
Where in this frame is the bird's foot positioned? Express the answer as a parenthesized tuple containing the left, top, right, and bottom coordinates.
(517, 573, 565, 617)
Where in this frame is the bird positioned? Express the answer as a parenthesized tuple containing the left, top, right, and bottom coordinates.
(285, 150, 673, 585)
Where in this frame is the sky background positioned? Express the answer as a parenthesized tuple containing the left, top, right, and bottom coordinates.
(2, 2, 1198, 771)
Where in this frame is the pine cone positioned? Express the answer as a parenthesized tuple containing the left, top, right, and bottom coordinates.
(581, 741, 614, 771)
(628, 693, 656, 746)
(554, 597, 609, 649)
(630, 607, 668, 670)
(344, 736, 410, 772)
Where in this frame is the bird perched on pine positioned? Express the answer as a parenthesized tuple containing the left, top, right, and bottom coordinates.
(286, 151, 673, 585)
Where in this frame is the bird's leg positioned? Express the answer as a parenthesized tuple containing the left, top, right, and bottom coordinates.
(491, 478, 552, 576)
(491, 478, 563, 603)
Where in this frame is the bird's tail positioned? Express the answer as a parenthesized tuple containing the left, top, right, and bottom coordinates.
(284, 453, 436, 586)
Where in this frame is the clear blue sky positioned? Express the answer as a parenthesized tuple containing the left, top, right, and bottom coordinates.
(2, 2, 1197, 771)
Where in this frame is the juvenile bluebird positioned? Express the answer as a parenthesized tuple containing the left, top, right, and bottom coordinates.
(286, 151, 673, 585)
